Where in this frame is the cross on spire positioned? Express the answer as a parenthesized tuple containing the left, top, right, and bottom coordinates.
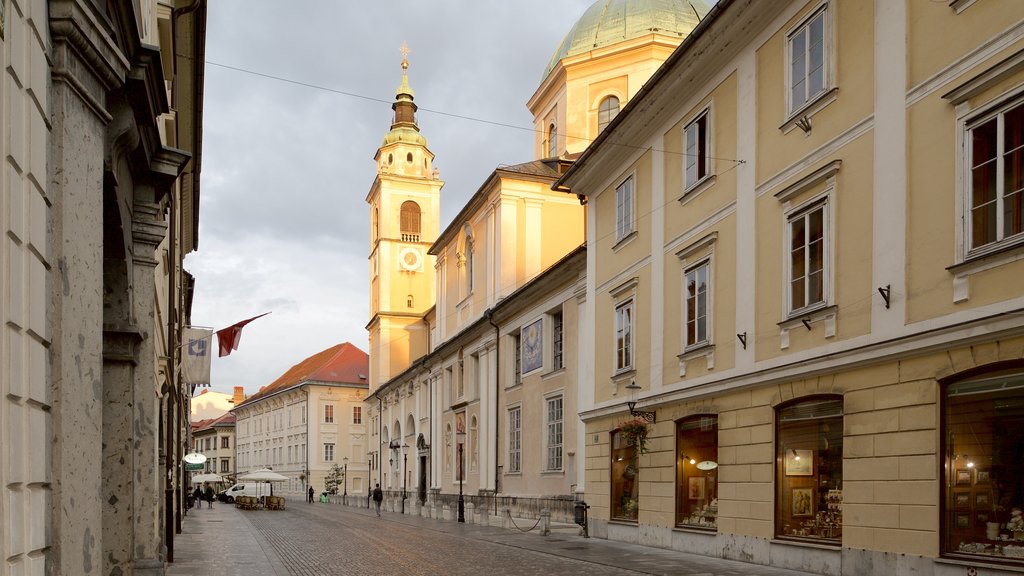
(400, 41, 411, 72)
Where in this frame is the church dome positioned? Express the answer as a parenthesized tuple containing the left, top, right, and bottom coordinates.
(542, 0, 711, 80)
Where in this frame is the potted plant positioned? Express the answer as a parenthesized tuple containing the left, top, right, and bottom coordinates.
(619, 418, 650, 455)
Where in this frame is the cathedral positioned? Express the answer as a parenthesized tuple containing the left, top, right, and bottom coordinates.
(365, 0, 710, 523)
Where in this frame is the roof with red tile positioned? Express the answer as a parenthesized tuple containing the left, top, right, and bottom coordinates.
(233, 342, 369, 410)
(193, 412, 236, 434)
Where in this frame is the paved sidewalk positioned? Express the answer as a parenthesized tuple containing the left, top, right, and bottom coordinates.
(166, 503, 288, 576)
(166, 497, 821, 576)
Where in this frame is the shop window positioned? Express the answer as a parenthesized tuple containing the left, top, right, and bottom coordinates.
(611, 429, 639, 521)
(944, 369, 1024, 560)
(676, 415, 718, 529)
(776, 396, 843, 543)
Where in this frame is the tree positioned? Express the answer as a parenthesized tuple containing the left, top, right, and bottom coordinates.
(324, 464, 344, 495)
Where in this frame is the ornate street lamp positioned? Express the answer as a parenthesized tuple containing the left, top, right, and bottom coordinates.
(625, 380, 656, 423)
(456, 428, 466, 523)
(401, 445, 408, 515)
(342, 456, 348, 506)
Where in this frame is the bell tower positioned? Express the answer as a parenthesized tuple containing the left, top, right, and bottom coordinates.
(366, 44, 443, 394)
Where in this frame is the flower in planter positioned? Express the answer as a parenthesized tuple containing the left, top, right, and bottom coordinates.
(619, 418, 650, 455)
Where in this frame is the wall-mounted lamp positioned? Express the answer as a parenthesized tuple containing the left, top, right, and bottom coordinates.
(624, 380, 656, 423)
(790, 448, 801, 461)
(681, 453, 696, 465)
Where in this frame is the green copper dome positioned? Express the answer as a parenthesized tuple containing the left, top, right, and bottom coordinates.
(542, 0, 711, 80)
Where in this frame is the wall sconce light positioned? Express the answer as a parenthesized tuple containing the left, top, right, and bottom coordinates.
(681, 453, 696, 465)
(624, 380, 656, 423)
(790, 448, 801, 461)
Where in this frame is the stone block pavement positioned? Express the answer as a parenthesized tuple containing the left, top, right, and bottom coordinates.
(167, 498, 822, 576)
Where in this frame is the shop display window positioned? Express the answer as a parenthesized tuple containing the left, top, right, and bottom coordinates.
(944, 370, 1024, 561)
(611, 429, 639, 521)
(676, 415, 718, 529)
(775, 396, 843, 543)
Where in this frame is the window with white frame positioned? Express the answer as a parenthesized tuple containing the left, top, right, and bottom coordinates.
(684, 110, 710, 189)
(788, 6, 828, 114)
(353, 406, 362, 424)
(598, 96, 620, 133)
(546, 396, 563, 471)
(685, 260, 710, 347)
(508, 406, 521, 473)
(324, 443, 334, 462)
(788, 201, 828, 313)
(463, 225, 474, 295)
(966, 99, 1024, 252)
(615, 300, 634, 373)
(552, 311, 564, 371)
(324, 404, 334, 423)
(615, 175, 635, 242)
(512, 333, 522, 387)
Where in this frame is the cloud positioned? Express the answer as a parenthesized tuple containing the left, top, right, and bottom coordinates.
(192, 0, 595, 394)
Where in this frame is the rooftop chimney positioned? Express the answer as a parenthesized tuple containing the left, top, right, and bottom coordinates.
(232, 386, 246, 405)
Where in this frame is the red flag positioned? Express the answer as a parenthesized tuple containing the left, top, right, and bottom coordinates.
(216, 313, 270, 357)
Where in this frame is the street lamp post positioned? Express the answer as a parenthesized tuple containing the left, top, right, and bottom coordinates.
(342, 457, 348, 507)
(456, 429, 466, 523)
(402, 447, 408, 515)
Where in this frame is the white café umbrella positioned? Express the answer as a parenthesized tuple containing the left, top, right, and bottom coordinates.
(238, 468, 289, 496)
(192, 473, 224, 484)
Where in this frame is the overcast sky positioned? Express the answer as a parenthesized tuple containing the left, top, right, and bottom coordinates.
(186, 1, 597, 396)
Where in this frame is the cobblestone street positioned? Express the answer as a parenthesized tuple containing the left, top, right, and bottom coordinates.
(168, 499, 821, 576)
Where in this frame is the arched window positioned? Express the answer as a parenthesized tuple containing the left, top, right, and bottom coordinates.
(776, 396, 843, 543)
(461, 225, 474, 295)
(400, 201, 421, 242)
(676, 415, 718, 529)
(598, 96, 620, 133)
(470, 416, 479, 472)
(548, 123, 557, 158)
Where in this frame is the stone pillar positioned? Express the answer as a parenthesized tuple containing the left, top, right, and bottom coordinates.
(466, 502, 475, 524)
(48, 2, 128, 574)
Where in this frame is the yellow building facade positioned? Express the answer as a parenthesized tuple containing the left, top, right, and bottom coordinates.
(558, 0, 1024, 574)
(365, 1, 710, 520)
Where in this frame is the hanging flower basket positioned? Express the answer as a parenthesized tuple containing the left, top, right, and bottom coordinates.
(619, 418, 650, 455)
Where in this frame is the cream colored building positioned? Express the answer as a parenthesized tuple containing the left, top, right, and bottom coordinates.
(192, 413, 236, 480)
(556, 0, 1024, 574)
(365, 1, 709, 519)
(1, 1, 205, 574)
(233, 343, 370, 496)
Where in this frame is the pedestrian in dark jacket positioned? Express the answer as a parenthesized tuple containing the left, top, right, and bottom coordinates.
(372, 483, 383, 517)
(307, 486, 315, 503)
(192, 486, 202, 510)
(203, 483, 215, 508)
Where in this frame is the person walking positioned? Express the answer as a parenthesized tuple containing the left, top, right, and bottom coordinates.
(372, 483, 383, 517)
(307, 485, 315, 504)
(192, 486, 202, 510)
(203, 483, 215, 509)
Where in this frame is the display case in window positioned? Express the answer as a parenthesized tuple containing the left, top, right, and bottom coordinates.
(944, 370, 1024, 561)
(775, 397, 843, 543)
(611, 430, 639, 521)
(676, 415, 718, 529)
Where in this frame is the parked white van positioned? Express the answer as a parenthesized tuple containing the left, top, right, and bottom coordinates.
(217, 483, 260, 503)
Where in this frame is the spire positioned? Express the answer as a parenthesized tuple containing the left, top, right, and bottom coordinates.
(382, 41, 427, 147)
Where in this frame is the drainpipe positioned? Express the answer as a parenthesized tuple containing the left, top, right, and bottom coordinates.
(305, 388, 310, 491)
(378, 393, 384, 488)
(485, 308, 499, 516)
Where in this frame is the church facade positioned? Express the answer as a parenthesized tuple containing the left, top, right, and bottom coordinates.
(365, 1, 710, 521)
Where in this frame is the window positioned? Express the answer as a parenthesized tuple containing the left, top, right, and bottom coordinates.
(966, 100, 1024, 252)
(943, 369, 1024, 560)
(598, 96, 620, 133)
(676, 416, 718, 529)
(508, 407, 521, 473)
(684, 110, 709, 189)
(324, 404, 334, 423)
(788, 7, 828, 113)
(611, 429, 639, 521)
(684, 261, 710, 347)
(401, 201, 421, 242)
(324, 443, 335, 462)
(776, 397, 843, 543)
(615, 300, 634, 373)
(205, 438, 211, 451)
(615, 175, 635, 242)
(221, 437, 230, 449)
(788, 202, 827, 313)
(353, 406, 362, 424)
(546, 396, 563, 471)
(461, 225, 474, 295)
(552, 311, 564, 371)
(548, 123, 557, 157)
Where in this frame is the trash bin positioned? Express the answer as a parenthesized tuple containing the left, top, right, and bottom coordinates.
(574, 501, 589, 527)
(320, 492, 328, 503)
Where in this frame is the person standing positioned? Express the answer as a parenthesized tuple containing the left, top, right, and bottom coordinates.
(192, 486, 202, 510)
(307, 485, 314, 504)
(203, 483, 215, 509)
(372, 483, 383, 517)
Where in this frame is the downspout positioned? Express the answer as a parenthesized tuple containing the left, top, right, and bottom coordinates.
(305, 387, 310, 491)
(485, 308, 499, 515)
(378, 393, 384, 487)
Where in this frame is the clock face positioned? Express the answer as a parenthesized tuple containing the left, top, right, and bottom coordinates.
(399, 247, 421, 271)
